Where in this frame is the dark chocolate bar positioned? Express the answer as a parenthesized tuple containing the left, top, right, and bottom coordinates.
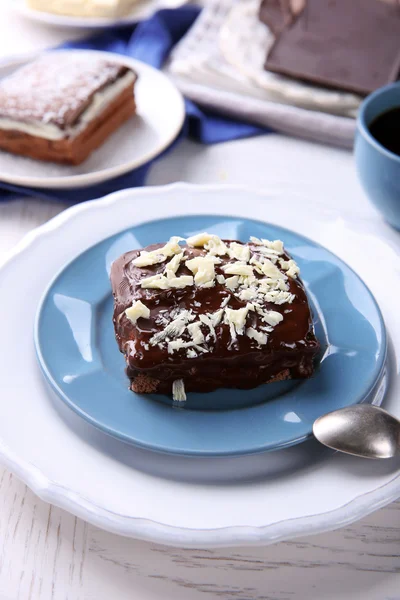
(261, 0, 400, 96)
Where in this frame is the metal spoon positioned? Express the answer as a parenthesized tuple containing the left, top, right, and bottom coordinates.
(313, 404, 400, 459)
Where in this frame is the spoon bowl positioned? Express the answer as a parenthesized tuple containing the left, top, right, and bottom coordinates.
(313, 404, 400, 459)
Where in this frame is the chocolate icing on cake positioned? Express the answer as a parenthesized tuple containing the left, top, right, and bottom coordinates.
(111, 237, 320, 396)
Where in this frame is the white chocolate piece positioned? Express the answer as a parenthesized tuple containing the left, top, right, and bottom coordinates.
(172, 379, 186, 402)
(125, 300, 150, 324)
(186, 256, 216, 287)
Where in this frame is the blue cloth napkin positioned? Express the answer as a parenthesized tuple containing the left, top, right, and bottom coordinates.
(0, 6, 268, 203)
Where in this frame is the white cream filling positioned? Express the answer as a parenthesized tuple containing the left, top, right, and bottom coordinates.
(0, 70, 136, 141)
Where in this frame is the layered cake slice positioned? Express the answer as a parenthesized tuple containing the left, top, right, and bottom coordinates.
(111, 233, 320, 402)
(0, 53, 137, 165)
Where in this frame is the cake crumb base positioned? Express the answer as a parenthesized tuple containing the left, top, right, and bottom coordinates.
(131, 374, 160, 394)
(268, 369, 291, 383)
(129, 368, 292, 396)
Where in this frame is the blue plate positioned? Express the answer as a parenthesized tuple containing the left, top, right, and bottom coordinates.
(35, 216, 387, 456)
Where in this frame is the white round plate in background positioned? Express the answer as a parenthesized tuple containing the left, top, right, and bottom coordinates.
(0, 183, 399, 548)
(11, 0, 189, 29)
(0, 50, 185, 189)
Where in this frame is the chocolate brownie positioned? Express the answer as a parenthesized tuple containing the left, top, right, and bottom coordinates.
(111, 233, 320, 402)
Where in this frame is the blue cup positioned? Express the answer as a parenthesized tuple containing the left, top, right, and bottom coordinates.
(355, 83, 400, 230)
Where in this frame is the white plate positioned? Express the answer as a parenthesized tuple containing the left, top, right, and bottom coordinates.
(1, 183, 400, 548)
(0, 50, 185, 189)
(12, 0, 189, 29)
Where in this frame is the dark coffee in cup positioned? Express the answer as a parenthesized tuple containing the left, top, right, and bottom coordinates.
(369, 107, 400, 156)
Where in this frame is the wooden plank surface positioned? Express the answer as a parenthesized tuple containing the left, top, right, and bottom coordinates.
(0, 469, 399, 600)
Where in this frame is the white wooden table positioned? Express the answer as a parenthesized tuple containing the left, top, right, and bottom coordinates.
(1, 6, 400, 600)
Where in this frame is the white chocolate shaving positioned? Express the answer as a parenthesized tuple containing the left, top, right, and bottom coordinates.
(187, 322, 205, 345)
(132, 253, 166, 268)
(172, 379, 186, 402)
(258, 310, 284, 327)
(250, 236, 263, 245)
(225, 275, 240, 291)
(208, 308, 224, 327)
(204, 236, 228, 256)
(124, 300, 150, 324)
(228, 242, 250, 262)
(186, 256, 215, 288)
(238, 273, 257, 286)
(280, 259, 300, 278)
(246, 327, 268, 346)
(186, 232, 215, 247)
(250, 237, 284, 254)
(265, 240, 284, 254)
(167, 276, 195, 288)
(263, 290, 295, 305)
(223, 262, 254, 277)
(224, 303, 254, 336)
(275, 279, 290, 291)
(199, 314, 217, 341)
(168, 340, 195, 354)
(261, 259, 286, 280)
(133, 238, 182, 267)
(164, 252, 183, 277)
(140, 273, 193, 289)
(150, 315, 187, 345)
(140, 274, 170, 289)
(238, 287, 259, 301)
(249, 256, 265, 274)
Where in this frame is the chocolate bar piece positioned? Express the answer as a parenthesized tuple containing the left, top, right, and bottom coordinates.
(111, 233, 319, 401)
(261, 0, 400, 96)
(0, 53, 137, 164)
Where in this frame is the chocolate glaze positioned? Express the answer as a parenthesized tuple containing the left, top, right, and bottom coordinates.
(111, 240, 320, 394)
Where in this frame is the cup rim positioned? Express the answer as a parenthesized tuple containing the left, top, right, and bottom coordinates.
(357, 81, 400, 163)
